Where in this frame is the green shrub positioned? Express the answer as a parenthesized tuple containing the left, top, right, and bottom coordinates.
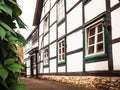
(0, 0, 26, 90)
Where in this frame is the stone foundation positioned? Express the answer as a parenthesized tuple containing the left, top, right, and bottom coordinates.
(39, 75, 120, 90)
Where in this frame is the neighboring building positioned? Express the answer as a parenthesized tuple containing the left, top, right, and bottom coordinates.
(28, 0, 120, 89)
(24, 27, 39, 77)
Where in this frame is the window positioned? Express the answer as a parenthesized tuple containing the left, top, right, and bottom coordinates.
(57, 0, 65, 21)
(44, 15, 49, 32)
(84, 19, 107, 60)
(44, 47, 49, 65)
(58, 39, 65, 63)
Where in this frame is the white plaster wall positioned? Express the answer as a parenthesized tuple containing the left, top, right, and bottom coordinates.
(112, 42, 120, 70)
(41, 10, 44, 21)
(44, 0, 50, 15)
(67, 30, 83, 52)
(50, 23, 57, 42)
(32, 42, 38, 48)
(66, 0, 79, 11)
(39, 21, 44, 36)
(50, 5, 56, 25)
(67, 3, 82, 33)
(39, 35, 44, 49)
(33, 68, 36, 75)
(110, 0, 119, 7)
(44, 68, 49, 73)
(50, 0, 56, 8)
(111, 8, 120, 39)
(50, 59, 57, 73)
(67, 52, 83, 72)
(58, 22, 65, 38)
(26, 60, 30, 67)
(26, 68, 30, 75)
(85, 0, 106, 22)
(50, 42, 56, 58)
(40, 62, 43, 73)
(44, 34, 49, 46)
(85, 61, 108, 71)
(40, 49, 44, 61)
(58, 66, 66, 72)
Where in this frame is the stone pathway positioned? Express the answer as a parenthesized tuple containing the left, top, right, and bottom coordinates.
(21, 78, 96, 90)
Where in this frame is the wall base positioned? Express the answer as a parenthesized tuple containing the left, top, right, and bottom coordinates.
(39, 75, 120, 90)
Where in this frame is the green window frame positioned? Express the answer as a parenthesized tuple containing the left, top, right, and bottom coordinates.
(84, 18, 107, 60)
(57, 38, 66, 65)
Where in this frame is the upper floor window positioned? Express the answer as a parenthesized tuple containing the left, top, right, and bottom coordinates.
(44, 47, 49, 65)
(84, 19, 107, 60)
(58, 39, 65, 63)
(57, 0, 65, 21)
(44, 15, 49, 33)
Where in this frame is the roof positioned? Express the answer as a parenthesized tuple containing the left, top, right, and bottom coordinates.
(26, 26, 38, 41)
(33, 0, 43, 26)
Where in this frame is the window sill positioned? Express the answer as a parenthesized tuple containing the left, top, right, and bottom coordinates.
(43, 64, 49, 68)
(58, 61, 66, 65)
(84, 53, 107, 61)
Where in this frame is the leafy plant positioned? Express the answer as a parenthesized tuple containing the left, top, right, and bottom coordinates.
(0, 0, 26, 90)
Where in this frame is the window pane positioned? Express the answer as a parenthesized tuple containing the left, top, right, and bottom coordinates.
(89, 28, 95, 36)
(59, 49, 61, 54)
(89, 37, 95, 45)
(88, 46, 94, 54)
(59, 43, 61, 48)
(62, 41, 64, 46)
(62, 54, 64, 60)
(98, 24, 103, 33)
(62, 48, 64, 53)
(59, 55, 61, 60)
(97, 43, 103, 52)
(97, 33, 103, 42)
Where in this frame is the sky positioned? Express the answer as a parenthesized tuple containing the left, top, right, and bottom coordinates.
(17, 0, 37, 39)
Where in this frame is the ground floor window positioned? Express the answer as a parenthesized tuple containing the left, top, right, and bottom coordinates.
(84, 18, 107, 60)
(58, 39, 66, 64)
(43, 47, 49, 65)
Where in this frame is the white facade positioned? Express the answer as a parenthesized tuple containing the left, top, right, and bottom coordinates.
(29, 0, 120, 76)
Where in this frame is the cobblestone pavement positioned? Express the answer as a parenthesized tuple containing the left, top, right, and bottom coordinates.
(21, 78, 96, 90)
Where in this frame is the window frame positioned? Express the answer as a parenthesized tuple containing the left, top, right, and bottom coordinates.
(58, 38, 66, 64)
(43, 15, 49, 33)
(57, 0, 65, 22)
(84, 18, 107, 60)
(43, 47, 49, 66)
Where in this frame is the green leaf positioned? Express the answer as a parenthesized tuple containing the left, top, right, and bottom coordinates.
(0, 0, 4, 4)
(0, 79, 8, 88)
(4, 58, 16, 66)
(8, 0, 17, 5)
(0, 26, 6, 39)
(1, 45, 8, 58)
(3, 3, 13, 17)
(0, 20, 16, 35)
(9, 83, 26, 90)
(16, 17, 27, 29)
(8, 34, 18, 41)
(0, 64, 8, 81)
(7, 63, 22, 72)
(16, 33, 26, 46)
(0, 5, 7, 13)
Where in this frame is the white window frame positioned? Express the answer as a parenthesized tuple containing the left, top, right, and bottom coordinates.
(43, 47, 49, 65)
(57, 0, 65, 21)
(58, 39, 65, 62)
(85, 19, 105, 58)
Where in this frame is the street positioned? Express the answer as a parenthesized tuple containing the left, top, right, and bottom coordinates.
(21, 78, 96, 90)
